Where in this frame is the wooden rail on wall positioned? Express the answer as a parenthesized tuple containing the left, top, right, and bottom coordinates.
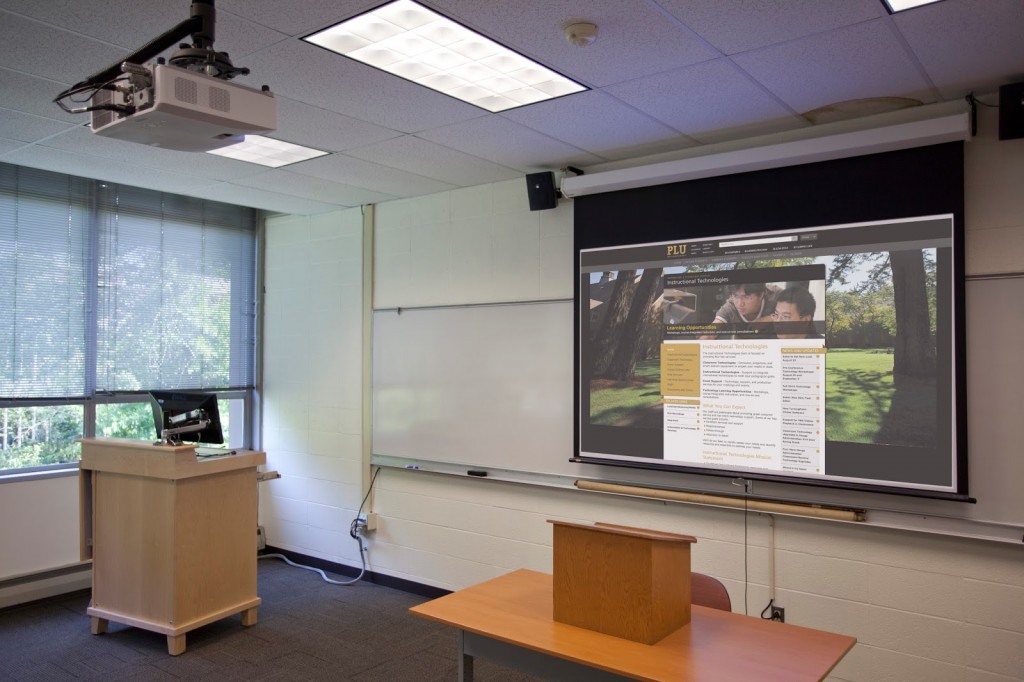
(575, 479, 865, 522)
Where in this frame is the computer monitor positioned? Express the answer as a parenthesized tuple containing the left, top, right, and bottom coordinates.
(149, 390, 224, 445)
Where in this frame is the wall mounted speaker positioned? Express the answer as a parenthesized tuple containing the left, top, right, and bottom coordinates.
(526, 171, 558, 211)
(999, 81, 1024, 141)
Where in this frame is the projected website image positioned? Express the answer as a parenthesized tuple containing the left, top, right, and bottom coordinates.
(822, 248, 938, 449)
(585, 261, 825, 430)
(660, 263, 826, 340)
(585, 250, 939, 446)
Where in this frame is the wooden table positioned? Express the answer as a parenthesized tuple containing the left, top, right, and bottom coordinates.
(410, 569, 855, 681)
(79, 438, 265, 655)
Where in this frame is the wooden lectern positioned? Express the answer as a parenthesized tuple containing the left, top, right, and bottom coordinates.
(547, 520, 696, 644)
(79, 438, 265, 655)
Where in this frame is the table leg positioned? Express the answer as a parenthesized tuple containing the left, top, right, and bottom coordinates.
(167, 634, 186, 656)
(90, 616, 108, 635)
(457, 630, 474, 682)
(240, 606, 258, 626)
(461, 630, 631, 681)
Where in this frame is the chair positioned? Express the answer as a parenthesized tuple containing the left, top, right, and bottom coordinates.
(691, 573, 731, 611)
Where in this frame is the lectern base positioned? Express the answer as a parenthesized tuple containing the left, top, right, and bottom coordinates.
(87, 598, 261, 656)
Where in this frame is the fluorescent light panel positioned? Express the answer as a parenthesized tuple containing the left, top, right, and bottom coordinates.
(207, 135, 328, 167)
(304, 0, 586, 112)
(882, 0, 944, 12)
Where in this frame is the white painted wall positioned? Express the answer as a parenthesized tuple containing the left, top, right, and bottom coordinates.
(261, 104, 1024, 681)
(260, 208, 366, 565)
(0, 474, 90, 607)
(0, 475, 81, 577)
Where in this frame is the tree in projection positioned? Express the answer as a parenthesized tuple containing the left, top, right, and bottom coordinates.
(590, 269, 637, 376)
(601, 267, 664, 381)
(889, 250, 935, 376)
(824, 249, 937, 447)
(827, 249, 935, 377)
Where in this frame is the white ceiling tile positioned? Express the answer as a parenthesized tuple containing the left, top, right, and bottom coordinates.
(272, 96, 402, 151)
(234, 167, 397, 205)
(285, 153, 456, 196)
(687, 116, 808, 146)
(185, 181, 349, 215)
(0, 68, 82, 123)
(593, 136, 700, 164)
(204, 12, 291, 62)
(893, 0, 1024, 98)
(219, 0, 380, 36)
(0, 135, 29, 156)
(732, 19, 939, 115)
(0, 144, 213, 194)
(0, 1, 286, 61)
(501, 90, 684, 155)
(657, 0, 885, 55)
(0, 11, 127, 84)
(606, 59, 798, 137)
(345, 135, 521, 186)
(416, 116, 602, 172)
(0, 0, 1017, 210)
(0, 1, 185, 49)
(0, 107, 77, 142)
(433, 0, 717, 87)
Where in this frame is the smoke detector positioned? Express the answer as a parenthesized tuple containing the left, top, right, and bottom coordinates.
(564, 22, 598, 47)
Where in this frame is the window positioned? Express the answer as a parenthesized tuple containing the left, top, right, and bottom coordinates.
(0, 405, 84, 471)
(0, 163, 258, 472)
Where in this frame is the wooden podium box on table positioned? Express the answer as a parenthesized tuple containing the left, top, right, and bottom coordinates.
(548, 520, 696, 644)
(78, 438, 265, 655)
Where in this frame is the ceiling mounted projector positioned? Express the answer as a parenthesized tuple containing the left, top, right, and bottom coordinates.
(89, 63, 275, 152)
(55, 0, 276, 152)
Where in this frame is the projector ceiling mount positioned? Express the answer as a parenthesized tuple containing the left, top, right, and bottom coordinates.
(55, 0, 247, 114)
(53, 0, 276, 152)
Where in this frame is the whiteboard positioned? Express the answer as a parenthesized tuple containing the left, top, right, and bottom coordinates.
(372, 301, 574, 476)
(371, 278, 1024, 541)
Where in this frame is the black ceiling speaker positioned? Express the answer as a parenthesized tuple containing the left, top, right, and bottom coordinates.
(526, 171, 558, 211)
(998, 81, 1024, 141)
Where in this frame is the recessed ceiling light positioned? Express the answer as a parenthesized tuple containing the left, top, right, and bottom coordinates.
(206, 135, 329, 168)
(304, 0, 587, 113)
(881, 0, 945, 13)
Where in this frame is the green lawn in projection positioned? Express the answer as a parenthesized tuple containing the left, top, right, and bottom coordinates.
(825, 348, 936, 447)
(590, 359, 662, 427)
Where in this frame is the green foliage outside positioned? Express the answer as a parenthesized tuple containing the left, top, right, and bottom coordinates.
(96, 402, 157, 441)
(0, 406, 83, 470)
(590, 360, 662, 426)
(824, 349, 936, 446)
(0, 400, 232, 471)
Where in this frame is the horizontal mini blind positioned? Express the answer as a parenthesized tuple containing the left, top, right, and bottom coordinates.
(0, 165, 92, 399)
(0, 161, 257, 400)
(95, 185, 257, 392)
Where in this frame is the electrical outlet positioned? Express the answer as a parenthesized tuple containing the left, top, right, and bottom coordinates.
(357, 512, 378, 532)
(256, 525, 266, 551)
(770, 606, 785, 623)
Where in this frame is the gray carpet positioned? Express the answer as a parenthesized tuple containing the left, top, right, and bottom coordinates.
(0, 558, 540, 681)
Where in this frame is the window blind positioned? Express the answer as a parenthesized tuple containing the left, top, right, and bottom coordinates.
(0, 162, 257, 400)
(0, 165, 91, 399)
